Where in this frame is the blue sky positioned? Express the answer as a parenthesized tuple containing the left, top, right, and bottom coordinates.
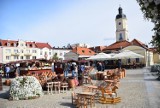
(0, 0, 154, 47)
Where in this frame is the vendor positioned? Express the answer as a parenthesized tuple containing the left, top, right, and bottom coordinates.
(31, 63, 37, 70)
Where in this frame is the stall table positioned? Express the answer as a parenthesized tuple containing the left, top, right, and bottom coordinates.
(20, 68, 52, 76)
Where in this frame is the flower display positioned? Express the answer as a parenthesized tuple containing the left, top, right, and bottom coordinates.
(137, 0, 160, 52)
(9, 76, 43, 100)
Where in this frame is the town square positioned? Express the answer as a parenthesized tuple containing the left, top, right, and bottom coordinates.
(0, 0, 160, 108)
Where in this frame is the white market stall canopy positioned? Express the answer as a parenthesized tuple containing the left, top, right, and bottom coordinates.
(112, 50, 144, 59)
(86, 52, 112, 60)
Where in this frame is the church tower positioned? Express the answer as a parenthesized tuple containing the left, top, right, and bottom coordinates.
(115, 7, 128, 42)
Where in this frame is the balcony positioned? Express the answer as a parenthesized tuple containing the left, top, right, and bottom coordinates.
(24, 53, 32, 56)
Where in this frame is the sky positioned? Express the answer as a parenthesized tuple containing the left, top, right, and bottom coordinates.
(0, 0, 154, 47)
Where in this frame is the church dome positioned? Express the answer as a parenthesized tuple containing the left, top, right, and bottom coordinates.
(116, 7, 126, 19)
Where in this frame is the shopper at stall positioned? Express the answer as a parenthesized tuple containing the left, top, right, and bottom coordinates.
(51, 61, 55, 72)
(64, 63, 69, 77)
(15, 64, 20, 77)
(71, 63, 76, 77)
(5, 65, 10, 78)
(97, 62, 103, 71)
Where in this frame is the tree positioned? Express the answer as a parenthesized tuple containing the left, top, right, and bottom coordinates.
(67, 43, 72, 49)
(52, 53, 59, 61)
(136, 0, 160, 53)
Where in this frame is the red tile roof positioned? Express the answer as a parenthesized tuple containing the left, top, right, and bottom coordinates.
(103, 39, 150, 52)
(35, 42, 52, 49)
(95, 46, 107, 51)
(131, 39, 148, 49)
(0, 39, 18, 47)
(149, 47, 157, 53)
(90, 46, 107, 53)
(26, 42, 36, 48)
(72, 47, 95, 55)
(103, 40, 131, 51)
(0, 39, 52, 49)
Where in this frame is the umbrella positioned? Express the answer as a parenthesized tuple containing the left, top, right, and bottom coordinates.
(112, 50, 144, 59)
(86, 52, 112, 60)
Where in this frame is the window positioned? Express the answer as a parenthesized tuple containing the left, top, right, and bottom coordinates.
(21, 50, 24, 53)
(118, 22, 121, 25)
(14, 49, 18, 53)
(14, 56, 18, 60)
(26, 50, 30, 53)
(60, 53, 63, 56)
(44, 52, 47, 55)
(40, 51, 43, 55)
(20, 43, 23, 46)
(119, 33, 123, 41)
(20, 56, 23, 59)
(26, 56, 30, 59)
(6, 49, 11, 53)
(136, 58, 139, 63)
(49, 52, 51, 55)
(6, 56, 10, 60)
(32, 56, 36, 59)
(82, 50, 85, 53)
(32, 50, 37, 53)
(89, 51, 91, 53)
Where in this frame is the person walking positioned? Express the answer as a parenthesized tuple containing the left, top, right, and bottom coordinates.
(64, 63, 69, 77)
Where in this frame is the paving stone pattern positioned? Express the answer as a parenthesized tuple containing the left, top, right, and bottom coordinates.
(0, 68, 160, 108)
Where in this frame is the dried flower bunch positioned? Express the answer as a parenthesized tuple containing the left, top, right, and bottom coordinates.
(9, 76, 43, 100)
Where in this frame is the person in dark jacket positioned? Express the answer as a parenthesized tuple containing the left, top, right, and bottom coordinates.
(117, 59, 122, 69)
(97, 62, 102, 71)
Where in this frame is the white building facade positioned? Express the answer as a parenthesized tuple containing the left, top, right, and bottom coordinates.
(52, 47, 72, 60)
(0, 39, 53, 64)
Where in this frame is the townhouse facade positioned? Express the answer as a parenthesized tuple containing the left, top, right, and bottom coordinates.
(0, 39, 53, 64)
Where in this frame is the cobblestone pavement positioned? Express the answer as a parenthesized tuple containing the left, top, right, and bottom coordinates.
(0, 67, 160, 108)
